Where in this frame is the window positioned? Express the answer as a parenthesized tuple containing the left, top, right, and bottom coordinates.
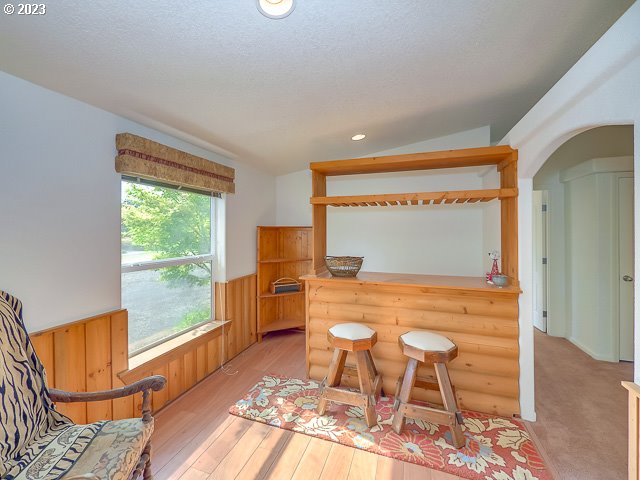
(121, 178, 216, 355)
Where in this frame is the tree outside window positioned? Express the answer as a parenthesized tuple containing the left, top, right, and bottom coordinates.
(121, 180, 215, 354)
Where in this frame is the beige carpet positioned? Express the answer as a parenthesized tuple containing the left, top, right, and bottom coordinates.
(528, 330, 633, 480)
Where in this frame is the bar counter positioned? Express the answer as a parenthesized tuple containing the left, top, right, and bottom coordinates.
(302, 271, 521, 417)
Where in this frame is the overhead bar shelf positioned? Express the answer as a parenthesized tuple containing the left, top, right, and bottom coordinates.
(308, 145, 519, 283)
(310, 188, 517, 207)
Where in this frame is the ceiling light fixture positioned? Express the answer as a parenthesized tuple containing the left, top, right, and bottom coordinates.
(257, 0, 295, 19)
(351, 134, 366, 141)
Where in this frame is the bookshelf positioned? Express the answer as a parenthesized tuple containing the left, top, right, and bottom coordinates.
(256, 226, 312, 341)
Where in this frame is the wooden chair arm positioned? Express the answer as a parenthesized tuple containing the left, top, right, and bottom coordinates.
(48, 375, 166, 403)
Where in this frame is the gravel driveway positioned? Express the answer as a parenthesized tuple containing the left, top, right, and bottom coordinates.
(122, 268, 211, 353)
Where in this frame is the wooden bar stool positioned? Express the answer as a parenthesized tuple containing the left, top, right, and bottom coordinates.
(392, 331, 466, 448)
(317, 323, 383, 427)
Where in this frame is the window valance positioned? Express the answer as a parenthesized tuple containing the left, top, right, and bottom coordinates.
(115, 133, 235, 194)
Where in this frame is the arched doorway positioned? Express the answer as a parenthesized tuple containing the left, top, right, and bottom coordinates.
(527, 125, 634, 479)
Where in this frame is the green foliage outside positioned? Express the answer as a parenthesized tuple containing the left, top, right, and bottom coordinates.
(122, 183, 212, 286)
(122, 183, 213, 331)
(176, 307, 211, 332)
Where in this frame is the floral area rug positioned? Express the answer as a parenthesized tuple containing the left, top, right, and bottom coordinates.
(229, 375, 551, 480)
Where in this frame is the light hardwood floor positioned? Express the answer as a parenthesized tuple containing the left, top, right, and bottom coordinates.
(151, 330, 461, 480)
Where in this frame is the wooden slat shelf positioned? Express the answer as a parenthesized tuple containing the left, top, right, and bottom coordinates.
(260, 318, 305, 333)
(259, 257, 312, 263)
(310, 188, 517, 207)
(259, 291, 305, 299)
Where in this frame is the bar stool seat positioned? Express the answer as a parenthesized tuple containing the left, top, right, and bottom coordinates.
(329, 323, 376, 342)
(392, 331, 466, 448)
(317, 323, 382, 427)
(400, 331, 456, 353)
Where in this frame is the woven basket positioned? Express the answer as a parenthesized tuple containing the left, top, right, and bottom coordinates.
(270, 277, 302, 294)
(324, 256, 363, 277)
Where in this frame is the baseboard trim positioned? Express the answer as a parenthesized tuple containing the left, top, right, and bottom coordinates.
(568, 336, 617, 362)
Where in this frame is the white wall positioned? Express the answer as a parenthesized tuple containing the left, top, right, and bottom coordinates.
(326, 171, 485, 275)
(225, 162, 276, 280)
(0, 71, 275, 332)
(275, 169, 313, 226)
(562, 157, 633, 361)
(502, 2, 640, 420)
(276, 126, 494, 275)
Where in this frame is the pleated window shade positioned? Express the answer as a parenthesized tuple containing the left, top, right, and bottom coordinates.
(115, 133, 235, 194)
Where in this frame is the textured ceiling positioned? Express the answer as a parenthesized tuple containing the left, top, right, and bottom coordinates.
(0, 0, 633, 174)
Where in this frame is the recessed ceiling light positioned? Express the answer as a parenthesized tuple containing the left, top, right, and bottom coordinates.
(257, 0, 295, 19)
(351, 134, 366, 141)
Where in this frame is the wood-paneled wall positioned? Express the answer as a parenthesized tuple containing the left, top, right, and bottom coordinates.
(217, 273, 257, 359)
(30, 274, 257, 424)
(624, 381, 640, 480)
(31, 310, 134, 423)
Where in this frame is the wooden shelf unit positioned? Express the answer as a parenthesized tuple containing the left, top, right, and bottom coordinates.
(258, 257, 312, 263)
(260, 317, 306, 334)
(258, 291, 305, 299)
(257, 226, 312, 341)
(310, 145, 519, 283)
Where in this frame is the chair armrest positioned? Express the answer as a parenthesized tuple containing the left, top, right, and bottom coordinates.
(48, 375, 166, 403)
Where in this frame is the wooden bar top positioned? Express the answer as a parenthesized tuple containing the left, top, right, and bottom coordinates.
(301, 271, 521, 295)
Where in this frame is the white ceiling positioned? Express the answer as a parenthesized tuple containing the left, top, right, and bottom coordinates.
(0, 0, 633, 174)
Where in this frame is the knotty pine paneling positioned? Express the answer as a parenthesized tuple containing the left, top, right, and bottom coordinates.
(30, 274, 257, 423)
(216, 273, 257, 360)
(85, 316, 113, 422)
(110, 310, 133, 420)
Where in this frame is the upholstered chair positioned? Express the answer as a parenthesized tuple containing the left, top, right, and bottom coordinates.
(0, 290, 166, 479)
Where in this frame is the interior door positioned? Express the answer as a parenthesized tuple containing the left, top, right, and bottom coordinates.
(619, 176, 634, 362)
(533, 191, 547, 332)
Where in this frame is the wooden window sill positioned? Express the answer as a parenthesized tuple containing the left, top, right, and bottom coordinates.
(119, 320, 230, 384)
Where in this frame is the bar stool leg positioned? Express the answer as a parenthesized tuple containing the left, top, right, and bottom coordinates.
(365, 350, 384, 397)
(392, 358, 418, 434)
(394, 376, 402, 405)
(317, 348, 347, 415)
(434, 363, 465, 448)
(363, 350, 377, 384)
(355, 351, 377, 427)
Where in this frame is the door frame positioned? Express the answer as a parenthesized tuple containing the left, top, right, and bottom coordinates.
(533, 190, 550, 332)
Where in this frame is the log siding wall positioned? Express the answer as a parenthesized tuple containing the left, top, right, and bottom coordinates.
(305, 279, 521, 417)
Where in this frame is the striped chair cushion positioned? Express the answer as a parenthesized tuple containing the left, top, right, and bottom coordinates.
(0, 291, 151, 479)
(0, 291, 72, 477)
